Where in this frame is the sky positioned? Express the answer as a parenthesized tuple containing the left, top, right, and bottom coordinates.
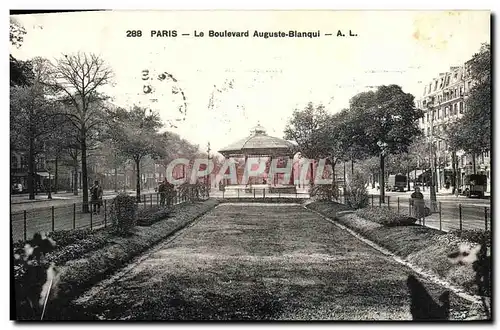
(10, 10, 490, 154)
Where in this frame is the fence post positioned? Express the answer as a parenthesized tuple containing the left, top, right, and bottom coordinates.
(387, 196, 391, 209)
(263, 189, 266, 198)
(459, 204, 462, 231)
(484, 207, 488, 231)
(51, 206, 55, 232)
(397, 197, 400, 214)
(408, 198, 411, 216)
(253, 189, 256, 199)
(279, 191, 281, 198)
(90, 205, 93, 230)
(143, 196, 146, 208)
(422, 204, 426, 226)
(104, 200, 107, 228)
(222, 189, 225, 199)
(73, 203, 76, 229)
(23, 210, 27, 241)
(237, 189, 240, 199)
(156, 193, 159, 205)
(379, 194, 381, 207)
(371, 194, 374, 207)
(439, 202, 442, 231)
(150, 194, 153, 208)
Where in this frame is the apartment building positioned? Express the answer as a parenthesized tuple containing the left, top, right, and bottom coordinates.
(416, 62, 491, 191)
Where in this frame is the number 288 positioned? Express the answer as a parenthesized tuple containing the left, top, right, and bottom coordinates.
(126, 30, 142, 37)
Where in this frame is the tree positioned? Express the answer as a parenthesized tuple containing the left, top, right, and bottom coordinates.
(284, 102, 331, 186)
(284, 102, 330, 160)
(449, 44, 491, 165)
(10, 58, 62, 199)
(108, 106, 167, 202)
(44, 52, 114, 211)
(347, 85, 424, 203)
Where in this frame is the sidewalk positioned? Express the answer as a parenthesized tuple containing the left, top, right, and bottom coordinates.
(10, 189, 154, 205)
(366, 186, 490, 199)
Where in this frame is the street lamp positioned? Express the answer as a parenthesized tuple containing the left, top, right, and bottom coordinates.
(47, 167, 52, 200)
(206, 142, 212, 191)
(377, 140, 388, 204)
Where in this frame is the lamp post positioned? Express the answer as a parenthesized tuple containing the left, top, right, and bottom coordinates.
(47, 167, 52, 200)
(377, 140, 388, 204)
(428, 99, 438, 211)
(206, 142, 211, 191)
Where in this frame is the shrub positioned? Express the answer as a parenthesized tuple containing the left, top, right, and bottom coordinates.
(47, 229, 93, 249)
(345, 170, 369, 209)
(356, 207, 416, 227)
(448, 229, 491, 247)
(136, 206, 173, 226)
(309, 183, 339, 201)
(178, 182, 208, 202)
(109, 193, 137, 236)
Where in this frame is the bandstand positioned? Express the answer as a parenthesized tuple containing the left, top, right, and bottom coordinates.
(218, 123, 299, 194)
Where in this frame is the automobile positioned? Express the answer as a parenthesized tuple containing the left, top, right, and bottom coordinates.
(387, 174, 407, 192)
(11, 183, 23, 194)
(461, 174, 487, 198)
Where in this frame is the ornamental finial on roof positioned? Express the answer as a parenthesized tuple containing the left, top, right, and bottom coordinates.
(251, 121, 266, 135)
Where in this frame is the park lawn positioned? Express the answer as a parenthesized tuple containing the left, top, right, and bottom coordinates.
(73, 203, 471, 321)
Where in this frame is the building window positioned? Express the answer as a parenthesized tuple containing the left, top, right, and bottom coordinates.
(460, 86, 464, 96)
(459, 102, 464, 114)
(427, 127, 430, 136)
(11, 155, 18, 169)
(454, 104, 458, 115)
(426, 113, 429, 122)
(437, 109, 441, 119)
(432, 110, 436, 120)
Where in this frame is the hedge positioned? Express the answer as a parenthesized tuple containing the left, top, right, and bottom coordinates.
(306, 201, 491, 299)
(42, 199, 219, 320)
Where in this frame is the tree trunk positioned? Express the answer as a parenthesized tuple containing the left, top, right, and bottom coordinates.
(54, 156, 59, 193)
(114, 166, 118, 192)
(451, 151, 457, 194)
(351, 159, 354, 175)
(380, 154, 385, 204)
(343, 161, 347, 194)
(135, 158, 141, 202)
(81, 137, 89, 212)
(406, 166, 410, 191)
(331, 161, 337, 200)
(27, 132, 35, 200)
(472, 152, 477, 174)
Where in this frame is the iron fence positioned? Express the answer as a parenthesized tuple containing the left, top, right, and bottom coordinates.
(214, 187, 310, 200)
(335, 193, 491, 233)
(10, 190, 209, 243)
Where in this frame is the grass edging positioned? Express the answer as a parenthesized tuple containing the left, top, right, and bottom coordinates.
(305, 201, 486, 300)
(47, 199, 219, 320)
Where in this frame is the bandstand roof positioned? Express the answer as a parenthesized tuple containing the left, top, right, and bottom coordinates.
(218, 123, 297, 157)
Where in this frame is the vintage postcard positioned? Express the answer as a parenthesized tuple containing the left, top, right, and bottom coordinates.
(10, 10, 491, 321)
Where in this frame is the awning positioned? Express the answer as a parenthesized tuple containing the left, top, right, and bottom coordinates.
(409, 170, 424, 179)
(36, 172, 50, 177)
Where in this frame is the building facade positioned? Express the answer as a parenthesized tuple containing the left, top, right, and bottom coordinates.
(416, 63, 491, 192)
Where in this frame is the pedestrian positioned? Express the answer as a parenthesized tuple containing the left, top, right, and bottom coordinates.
(90, 180, 103, 214)
(158, 179, 167, 206)
(165, 180, 175, 205)
(411, 186, 425, 222)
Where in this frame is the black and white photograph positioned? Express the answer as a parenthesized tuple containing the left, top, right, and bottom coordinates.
(9, 9, 492, 321)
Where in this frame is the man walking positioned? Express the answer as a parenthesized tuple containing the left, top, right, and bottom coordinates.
(158, 179, 167, 206)
(90, 180, 103, 214)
